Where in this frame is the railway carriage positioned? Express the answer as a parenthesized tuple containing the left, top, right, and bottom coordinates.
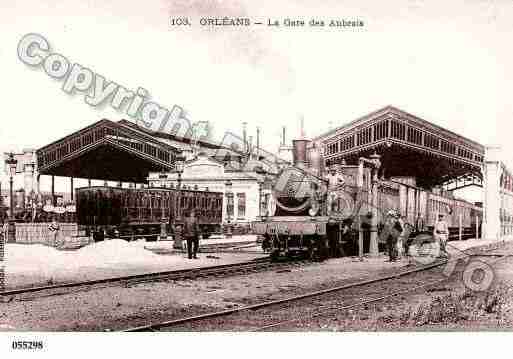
(75, 186, 223, 241)
(377, 181, 481, 230)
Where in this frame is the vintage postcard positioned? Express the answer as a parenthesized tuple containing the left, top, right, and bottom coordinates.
(0, 0, 512, 357)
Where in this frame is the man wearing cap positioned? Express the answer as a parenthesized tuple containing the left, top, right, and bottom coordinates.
(433, 213, 449, 257)
(184, 210, 200, 259)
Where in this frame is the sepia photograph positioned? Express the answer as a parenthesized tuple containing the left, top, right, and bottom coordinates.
(0, 0, 512, 357)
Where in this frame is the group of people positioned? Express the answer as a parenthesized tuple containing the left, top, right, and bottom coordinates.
(382, 210, 449, 262)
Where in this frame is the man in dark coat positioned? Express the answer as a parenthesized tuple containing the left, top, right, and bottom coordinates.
(184, 210, 200, 259)
(381, 210, 403, 262)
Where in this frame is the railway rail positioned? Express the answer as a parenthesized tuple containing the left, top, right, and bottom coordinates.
(256, 253, 510, 331)
(0, 257, 312, 301)
(150, 241, 262, 255)
(122, 241, 508, 332)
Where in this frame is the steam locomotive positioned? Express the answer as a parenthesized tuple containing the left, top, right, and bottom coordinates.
(75, 186, 223, 241)
(252, 141, 482, 260)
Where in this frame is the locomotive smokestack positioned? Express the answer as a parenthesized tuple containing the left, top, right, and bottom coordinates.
(292, 139, 310, 168)
(292, 115, 310, 168)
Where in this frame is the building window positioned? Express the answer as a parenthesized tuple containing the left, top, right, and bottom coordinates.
(237, 193, 246, 218)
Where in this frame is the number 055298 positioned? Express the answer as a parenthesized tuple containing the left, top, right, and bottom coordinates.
(12, 341, 44, 350)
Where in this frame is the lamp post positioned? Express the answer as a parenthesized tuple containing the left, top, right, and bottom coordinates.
(225, 179, 233, 238)
(176, 159, 184, 193)
(262, 175, 273, 218)
(255, 167, 265, 219)
(5, 153, 17, 243)
(173, 154, 186, 250)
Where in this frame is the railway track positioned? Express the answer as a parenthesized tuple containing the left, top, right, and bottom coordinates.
(0, 257, 313, 301)
(146, 241, 262, 255)
(122, 241, 509, 332)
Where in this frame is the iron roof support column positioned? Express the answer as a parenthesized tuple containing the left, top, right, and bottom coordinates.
(51, 175, 55, 206)
(70, 177, 74, 201)
(358, 153, 382, 257)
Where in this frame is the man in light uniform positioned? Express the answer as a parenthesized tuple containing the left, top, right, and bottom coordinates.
(325, 166, 345, 216)
(397, 215, 409, 257)
(433, 213, 449, 257)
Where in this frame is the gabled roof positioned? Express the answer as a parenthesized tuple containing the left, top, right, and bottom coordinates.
(38, 119, 179, 154)
(314, 105, 484, 153)
(36, 118, 250, 182)
(314, 106, 484, 189)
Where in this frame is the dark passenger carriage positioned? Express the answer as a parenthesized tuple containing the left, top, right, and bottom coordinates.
(76, 186, 223, 241)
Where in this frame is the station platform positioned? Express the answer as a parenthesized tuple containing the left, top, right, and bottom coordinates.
(2, 235, 264, 291)
(446, 235, 513, 254)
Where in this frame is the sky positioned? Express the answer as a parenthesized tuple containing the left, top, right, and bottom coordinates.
(0, 0, 511, 198)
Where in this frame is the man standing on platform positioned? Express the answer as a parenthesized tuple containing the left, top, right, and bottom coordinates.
(382, 210, 403, 262)
(398, 215, 410, 257)
(415, 212, 425, 233)
(184, 210, 200, 259)
(433, 213, 449, 257)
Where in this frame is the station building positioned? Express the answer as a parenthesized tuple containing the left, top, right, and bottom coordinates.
(147, 153, 265, 224)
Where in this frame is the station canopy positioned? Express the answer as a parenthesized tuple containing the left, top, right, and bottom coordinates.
(314, 106, 484, 190)
(36, 119, 242, 183)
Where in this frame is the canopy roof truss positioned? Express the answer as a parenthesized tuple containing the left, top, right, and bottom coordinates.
(315, 106, 484, 189)
(37, 119, 181, 182)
